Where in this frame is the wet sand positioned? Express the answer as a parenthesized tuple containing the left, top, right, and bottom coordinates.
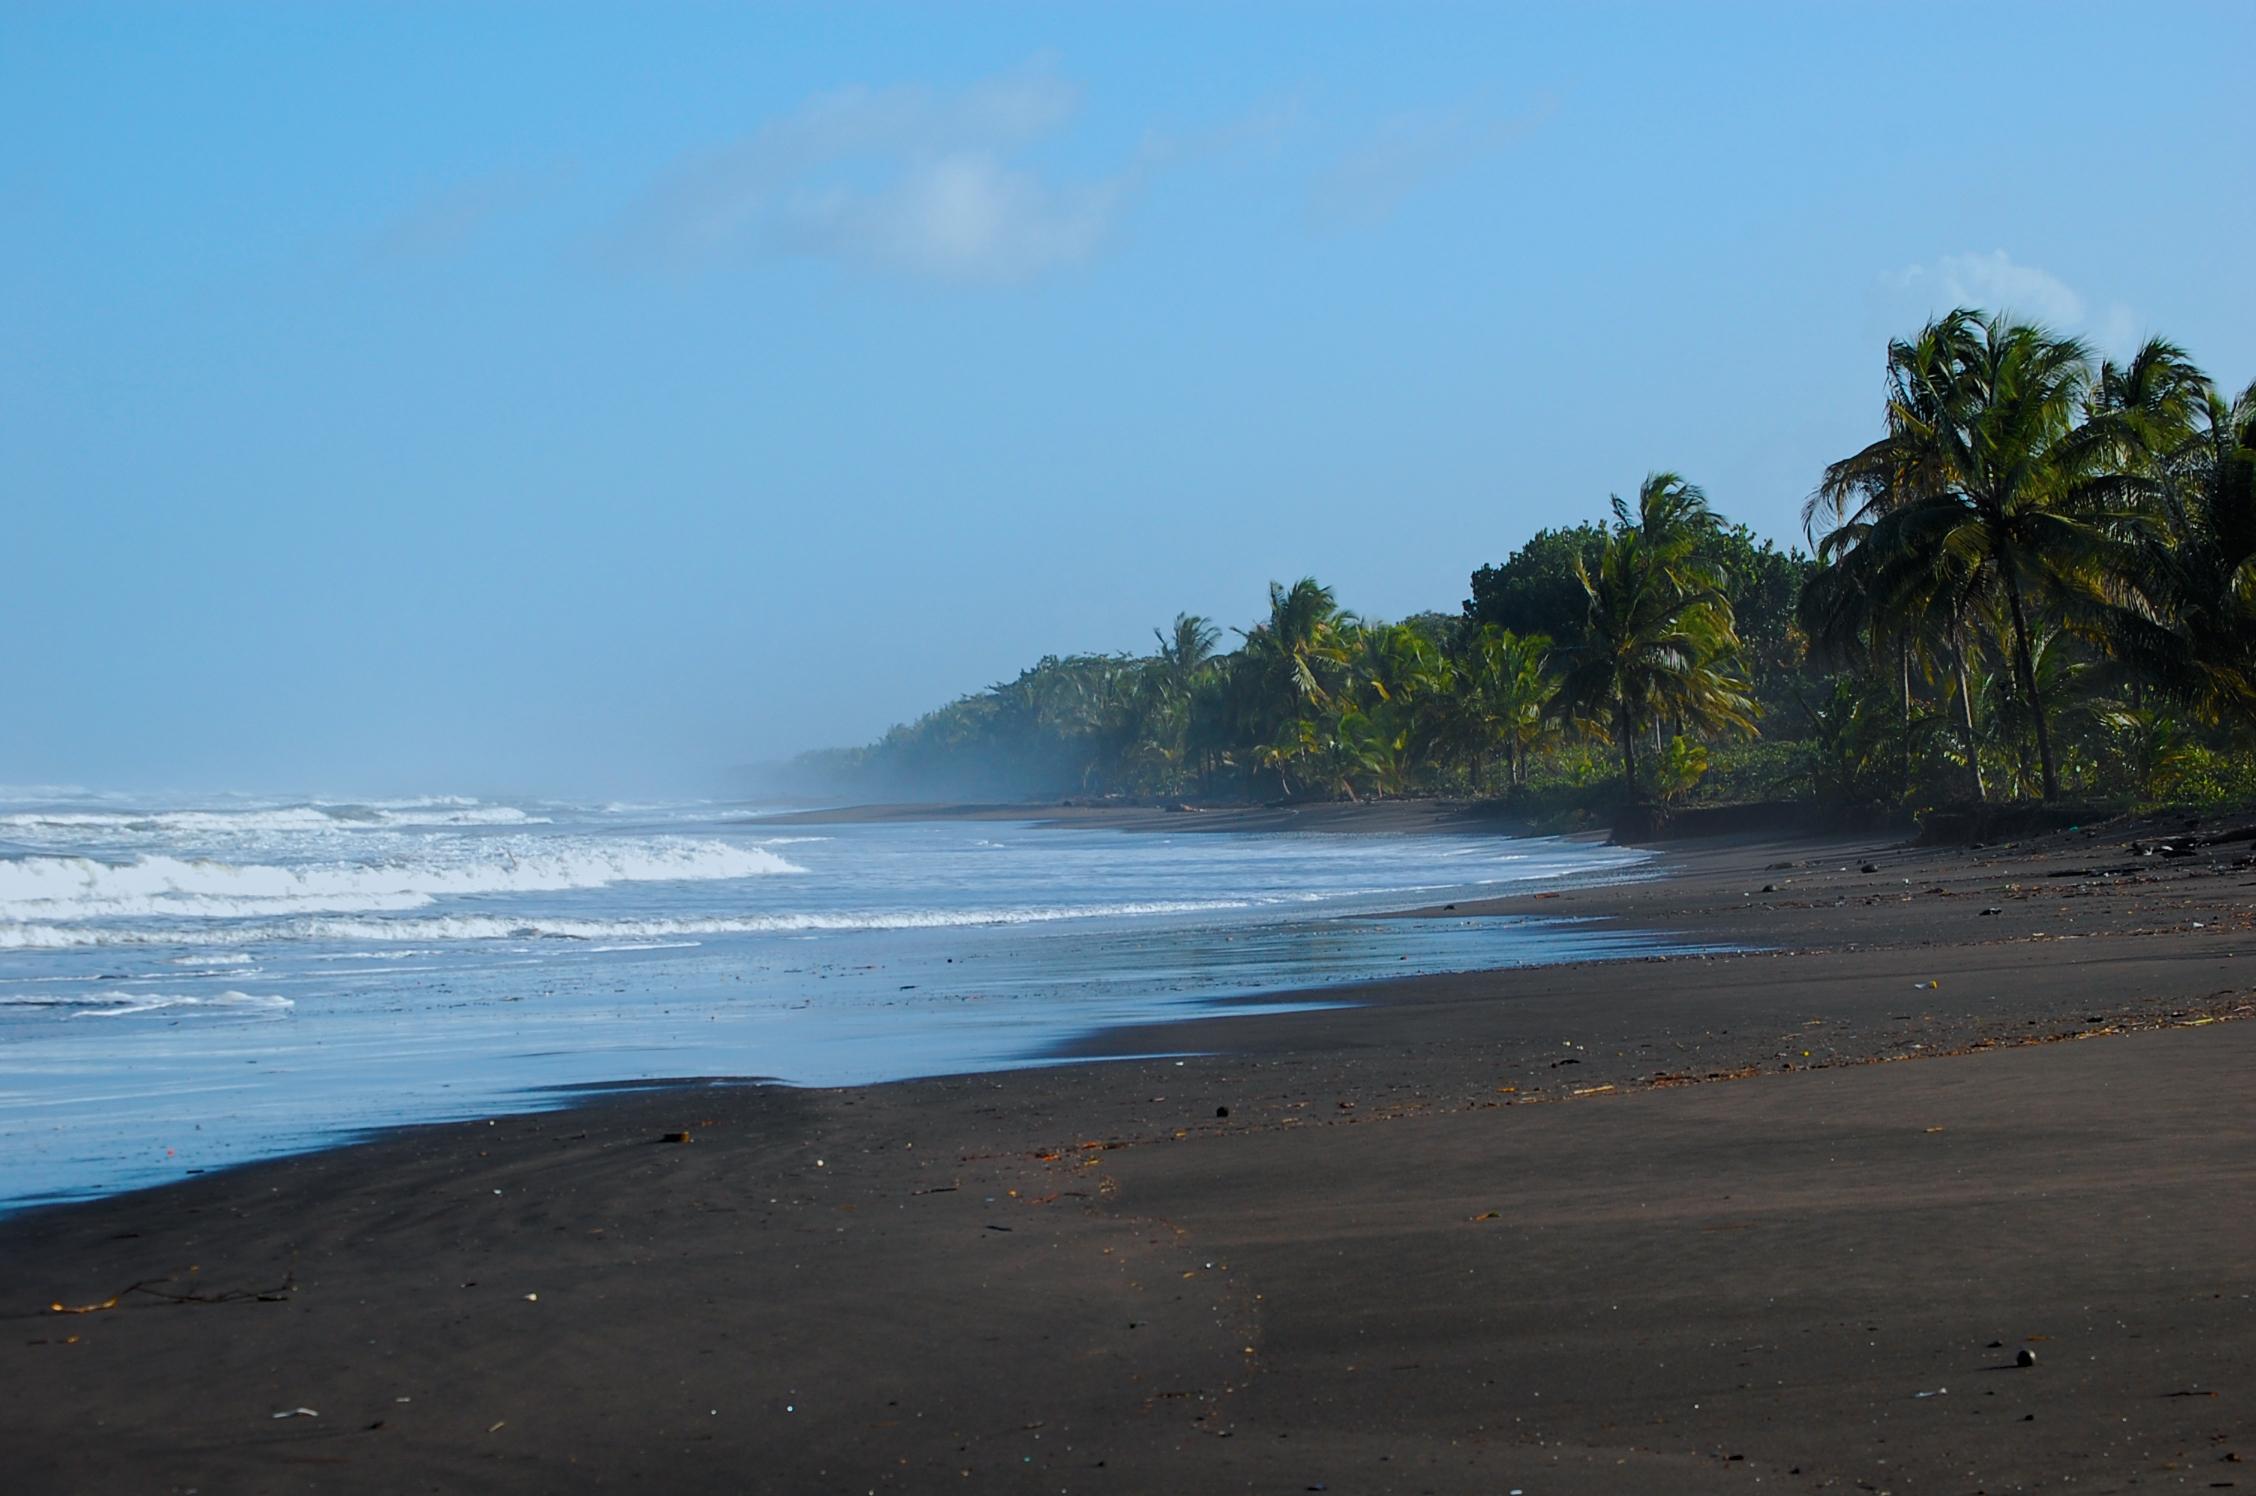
(747, 796, 1547, 836)
(3, 817, 2252, 1492)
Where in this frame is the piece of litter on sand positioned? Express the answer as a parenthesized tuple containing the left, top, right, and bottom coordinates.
(1914, 1387, 1947, 1399)
(47, 1296, 119, 1315)
(272, 1407, 320, 1419)
(522, 1293, 539, 1302)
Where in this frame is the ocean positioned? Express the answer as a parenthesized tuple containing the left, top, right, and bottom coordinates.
(0, 791, 1695, 1210)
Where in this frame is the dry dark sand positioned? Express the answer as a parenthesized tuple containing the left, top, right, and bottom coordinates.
(4, 817, 2254, 1493)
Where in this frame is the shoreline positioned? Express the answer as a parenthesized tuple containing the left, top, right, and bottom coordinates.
(4, 821, 2252, 1490)
(744, 795, 1589, 838)
(0, 812, 1665, 1215)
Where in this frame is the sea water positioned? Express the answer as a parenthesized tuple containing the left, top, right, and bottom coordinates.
(0, 791, 1693, 1209)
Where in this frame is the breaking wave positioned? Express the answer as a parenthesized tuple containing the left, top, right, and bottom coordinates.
(0, 800, 546, 836)
(0, 898, 1251, 949)
(0, 990, 294, 1017)
(0, 839, 803, 923)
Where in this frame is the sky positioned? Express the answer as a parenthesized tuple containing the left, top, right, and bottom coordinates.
(4, 3, 2252, 798)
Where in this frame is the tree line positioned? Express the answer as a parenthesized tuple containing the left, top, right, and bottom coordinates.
(791, 308, 2256, 816)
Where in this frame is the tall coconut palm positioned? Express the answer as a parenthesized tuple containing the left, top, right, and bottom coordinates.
(1811, 309, 2105, 800)
(1799, 501, 1996, 801)
(1619, 470, 1728, 587)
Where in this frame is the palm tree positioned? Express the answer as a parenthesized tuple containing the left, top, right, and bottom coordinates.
(1245, 579, 1347, 704)
(2074, 353, 2256, 725)
(1119, 614, 1224, 792)
(1451, 626, 1556, 790)
(1811, 309, 2105, 800)
(1154, 613, 1220, 682)
(1231, 580, 1350, 790)
(1799, 503, 1996, 801)
(1622, 470, 1728, 585)
(1556, 481, 1756, 800)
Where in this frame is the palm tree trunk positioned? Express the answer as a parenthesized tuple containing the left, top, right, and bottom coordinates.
(1999, 562, 2058, 801)
(1952, 628, 1985, 803)
(1616, 700, 1640, 801)
(1899, 630, 1913, 791)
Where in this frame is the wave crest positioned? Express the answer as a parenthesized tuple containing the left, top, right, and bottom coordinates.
(0, 801, 547, 836)
(0, 838, 803, 922)
(0, 898, 1247, 948)
(0, 990, 294, 1017)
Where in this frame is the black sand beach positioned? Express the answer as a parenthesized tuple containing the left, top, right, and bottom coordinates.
(4, 817, 2252, 1492)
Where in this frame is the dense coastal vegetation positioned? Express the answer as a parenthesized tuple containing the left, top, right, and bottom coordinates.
(790, 309, 2256, 824)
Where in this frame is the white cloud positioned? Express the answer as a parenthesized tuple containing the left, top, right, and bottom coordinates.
(1308, 95, 1555, 231)
(622, 65, 1137, 284)
(776, 154, 1121, 282)
(1886, 248, 2084, 325)
(1881, 249, 2141, 355)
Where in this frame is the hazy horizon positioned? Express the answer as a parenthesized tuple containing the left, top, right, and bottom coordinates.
(6, 3, 2251, 797)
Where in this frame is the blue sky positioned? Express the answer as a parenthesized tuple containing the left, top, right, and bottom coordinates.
(4, 3, 2251, 796)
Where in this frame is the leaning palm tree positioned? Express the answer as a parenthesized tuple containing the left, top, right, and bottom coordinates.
(1810, 309, 2105, 800)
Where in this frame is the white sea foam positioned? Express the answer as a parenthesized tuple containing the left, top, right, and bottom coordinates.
(306, 949, 441, 961)
(0, 800, 547, 837)
(0, 898, 1252, 949)
(0, 838, 802, 923)
(0, 990, 294, 1017)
